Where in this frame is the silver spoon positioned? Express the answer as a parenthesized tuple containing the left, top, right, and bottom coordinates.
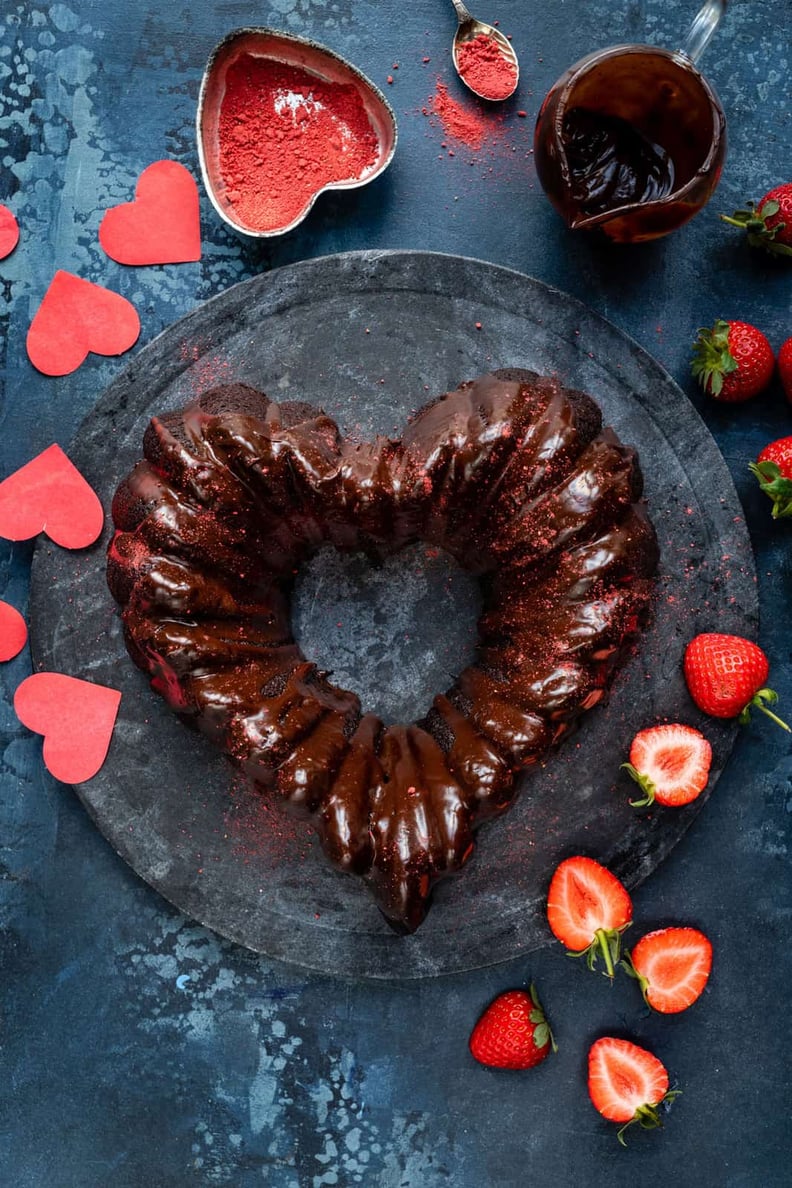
(450, 0, 519, 101)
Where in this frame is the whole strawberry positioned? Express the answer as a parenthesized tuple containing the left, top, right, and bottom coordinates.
(779, 337, 792, 402)
(721, 182, 792, 259)
(691, 319, 774, 401)
(469, 984, 557, 1070)
(749, 435, 792, 519)
(684, 633, 790, 732)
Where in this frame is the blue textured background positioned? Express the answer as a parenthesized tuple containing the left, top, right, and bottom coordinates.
(1, 1, 790, 1184)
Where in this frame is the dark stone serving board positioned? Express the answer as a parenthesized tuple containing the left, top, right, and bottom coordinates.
(29, 250, 757, 980)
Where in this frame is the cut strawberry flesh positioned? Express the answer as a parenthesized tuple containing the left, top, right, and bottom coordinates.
(629, 724, 712, 806)
(588, 1037, 669, 1123)
(547, 856, 632, 951)
(630, 927, 712, 1013)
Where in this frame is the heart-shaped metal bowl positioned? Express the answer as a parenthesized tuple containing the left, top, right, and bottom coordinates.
(196, 27, 398, 239)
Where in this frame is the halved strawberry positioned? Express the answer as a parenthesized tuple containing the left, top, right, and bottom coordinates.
(469, 984, 557, 1069)
(622, 927, 712, 1014)
(622, 724, 713, 808)
(588, 1037, 679, 1145)
(546, 856, 632, 979)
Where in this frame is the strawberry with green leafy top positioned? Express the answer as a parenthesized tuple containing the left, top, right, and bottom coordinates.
(683, 633, 790, 731)
(622, 927, 713, 1014)
(623, 724, 712, 808)
(588, 1037, 680, 1146)
(469, 985, 557, 1070)
(720, 181, 792, 259)
(750, 435, 792, 519)
(546, 855, 632, 979)
(691, 319, 774, 401)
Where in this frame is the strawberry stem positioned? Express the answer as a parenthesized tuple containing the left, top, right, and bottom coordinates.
(691, 319, 738, 397)
(620, 952, 650, 1004)
(621, 762, 657, 808)
(719, 211, 760, 230)
(616, 1092, 682, 1144)
(749, 460, 792, 519)
(595, 928, 616, 980)
(719, 203, 792, 257)
(750, 689, 791, 733)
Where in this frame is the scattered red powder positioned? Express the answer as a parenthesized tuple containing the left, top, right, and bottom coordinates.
(456, 33, 517, 101)
(179, 342, 233, 393)
(429, 79, 490, 149)
(218, 53, 380, 232)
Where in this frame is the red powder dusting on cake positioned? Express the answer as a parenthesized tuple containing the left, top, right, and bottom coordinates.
(218, 54, 380, 232)
(429, 79, 490, 149)
(456, 34, 517, 101)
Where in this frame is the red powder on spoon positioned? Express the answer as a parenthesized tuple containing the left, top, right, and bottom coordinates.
(457, 33, 517, 101)
(218, 54, 380, 232)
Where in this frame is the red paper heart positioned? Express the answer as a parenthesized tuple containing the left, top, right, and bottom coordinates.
(0, 600, 27, 661)
(0, 443, 104, 548)
(14, 673, 121, 783)
(99, 160, 202, 266)
(26, 270, 141, 377)
(0, 204, 19, 260)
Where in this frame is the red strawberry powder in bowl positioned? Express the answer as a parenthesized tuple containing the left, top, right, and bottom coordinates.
(197, 27, 397, 237)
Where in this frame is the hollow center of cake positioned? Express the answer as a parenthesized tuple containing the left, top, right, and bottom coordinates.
(292, 542, 483, 725)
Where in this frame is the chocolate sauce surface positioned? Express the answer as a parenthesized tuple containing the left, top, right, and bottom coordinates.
(563, 107, 676, 215)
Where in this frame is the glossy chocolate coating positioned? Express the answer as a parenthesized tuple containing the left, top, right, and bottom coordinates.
(107, 371, 658, 932)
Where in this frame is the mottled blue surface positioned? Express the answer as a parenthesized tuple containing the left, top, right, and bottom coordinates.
(1, 1, 791, 1184)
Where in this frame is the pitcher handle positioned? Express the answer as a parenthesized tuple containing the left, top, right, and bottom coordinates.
(679, 0, 728, 64)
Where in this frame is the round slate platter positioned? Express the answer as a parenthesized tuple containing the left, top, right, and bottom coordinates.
(30, 250, 756, 980)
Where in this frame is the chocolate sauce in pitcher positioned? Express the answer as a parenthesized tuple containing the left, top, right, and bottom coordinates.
(562, 108, 676, 216)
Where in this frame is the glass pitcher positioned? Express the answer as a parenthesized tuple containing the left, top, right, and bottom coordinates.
(534, 0, 728, 242)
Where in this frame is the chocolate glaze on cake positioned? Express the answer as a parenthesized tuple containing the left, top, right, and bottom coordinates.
(107, 370, 658, 933)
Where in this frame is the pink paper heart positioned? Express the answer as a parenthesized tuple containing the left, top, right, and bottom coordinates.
(0, 443, 104, 548)
(0, 600, 27, 661)
(26, 270, 141, 377)
(14, 673, 121, 783)
(0, 204, 19, 260)
(99, 160, 202, 265)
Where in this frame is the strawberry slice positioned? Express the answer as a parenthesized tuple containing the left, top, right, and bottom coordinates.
(588, 1036, 679, 1145)
(622, 723, 713, 807)
(546, 856, 632, 979)
(469, 985, 557, 1069)
(623, 927, 713, 1013)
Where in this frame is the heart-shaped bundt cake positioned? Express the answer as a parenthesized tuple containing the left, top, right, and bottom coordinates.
(107, 370, 658, 932)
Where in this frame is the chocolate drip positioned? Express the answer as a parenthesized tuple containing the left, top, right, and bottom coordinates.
(108, 372, 658, 932)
